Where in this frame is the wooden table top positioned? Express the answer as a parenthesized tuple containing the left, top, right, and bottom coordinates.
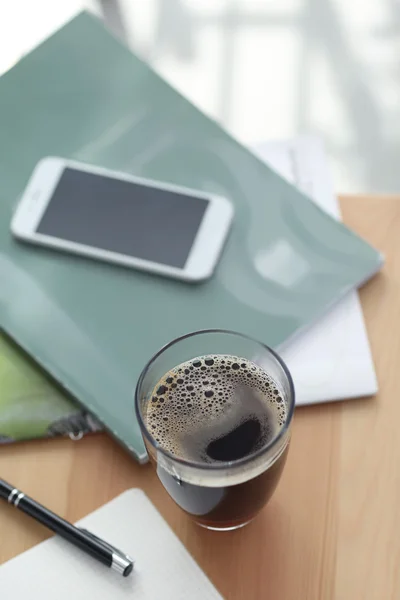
(1, 195, 399, 600)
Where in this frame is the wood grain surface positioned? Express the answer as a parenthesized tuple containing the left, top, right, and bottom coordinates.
(1, 196, 399, 600)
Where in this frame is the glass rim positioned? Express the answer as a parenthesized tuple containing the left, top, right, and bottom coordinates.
(134, 329, 295, 472)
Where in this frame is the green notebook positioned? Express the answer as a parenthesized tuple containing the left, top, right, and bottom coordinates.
(0, 331, 101, 444)
(0, 12, 382, 460)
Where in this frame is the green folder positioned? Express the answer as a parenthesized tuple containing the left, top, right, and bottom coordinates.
(0, 12, 382, 460)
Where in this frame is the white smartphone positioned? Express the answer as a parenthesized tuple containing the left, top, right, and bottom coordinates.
(11, 157, 234, 282)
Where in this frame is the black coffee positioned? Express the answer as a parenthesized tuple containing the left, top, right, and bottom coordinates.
(144, 354, 288, 528)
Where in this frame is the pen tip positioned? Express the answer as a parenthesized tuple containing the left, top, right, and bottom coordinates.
(123, 563, 134, 577)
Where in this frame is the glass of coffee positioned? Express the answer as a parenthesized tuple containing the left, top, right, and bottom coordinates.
(135, 330, 295, 531)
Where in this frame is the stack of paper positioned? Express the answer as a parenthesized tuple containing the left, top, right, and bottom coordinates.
(254, 136, 378, 404)
(0, 14, 382, 459)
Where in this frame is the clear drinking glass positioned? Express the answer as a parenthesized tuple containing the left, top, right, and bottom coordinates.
(135, 330, 295, 530)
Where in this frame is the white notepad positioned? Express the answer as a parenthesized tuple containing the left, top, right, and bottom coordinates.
(254, 136, 378, 404)
(0, 489, 222, 599)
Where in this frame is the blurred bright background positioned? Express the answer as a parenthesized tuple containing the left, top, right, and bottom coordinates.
(0, 0, 399, 193)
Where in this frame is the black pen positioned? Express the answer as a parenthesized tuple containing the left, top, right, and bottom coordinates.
(0, 479, 133, 577)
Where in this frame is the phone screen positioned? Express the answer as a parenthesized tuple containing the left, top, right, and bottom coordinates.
(36, 168, 209, 268)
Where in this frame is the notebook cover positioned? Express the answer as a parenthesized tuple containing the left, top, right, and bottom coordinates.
(0, 12, 382, 460)
(0, 331, 101, 444)
(0, 489, 223, 599)
(0, 137, 376, 447)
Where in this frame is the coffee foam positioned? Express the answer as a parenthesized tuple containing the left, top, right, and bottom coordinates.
(144, 355, 287, 463)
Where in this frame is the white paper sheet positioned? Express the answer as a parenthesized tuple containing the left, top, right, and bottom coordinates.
(254, 136, 377, 404)
(0, 489, 222, 599)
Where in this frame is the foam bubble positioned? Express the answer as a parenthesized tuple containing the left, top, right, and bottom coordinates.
(144, 354, 287, 461)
